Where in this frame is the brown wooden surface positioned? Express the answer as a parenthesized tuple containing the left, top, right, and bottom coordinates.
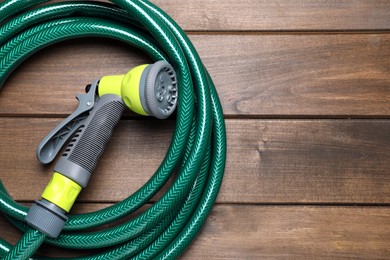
(1, 0, 389, 259)
(1, 205, 389, 259)
(147, 0, 390, 31)
(2, 34, 390, 117)
(1, 118, 389, 204)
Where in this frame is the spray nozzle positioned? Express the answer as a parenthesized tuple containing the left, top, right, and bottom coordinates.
(29, 61, 178, 238)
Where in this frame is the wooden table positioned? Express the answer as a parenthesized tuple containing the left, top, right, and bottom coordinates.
(1, 1, 389, 258)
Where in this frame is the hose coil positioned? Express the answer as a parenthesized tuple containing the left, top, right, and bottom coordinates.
(0, 0, 226, 259)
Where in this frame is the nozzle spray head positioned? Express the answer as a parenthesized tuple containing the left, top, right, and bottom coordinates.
(98, 61, 177, 119)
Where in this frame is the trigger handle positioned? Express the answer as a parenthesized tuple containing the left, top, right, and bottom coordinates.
(36, 81, 98, 164)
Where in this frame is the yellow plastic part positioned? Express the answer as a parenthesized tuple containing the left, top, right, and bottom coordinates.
(99, 64, 148, 116)
(42, 172, 82, 212)
(98, 75, 124, 97)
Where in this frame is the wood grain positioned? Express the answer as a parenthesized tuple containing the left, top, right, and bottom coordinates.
(1, 118, 388, 204)
(1, 34, 389, 117)
(1, 205, 389, 259)
(140, 0, 390, 31)
(41, 0, 390, 31)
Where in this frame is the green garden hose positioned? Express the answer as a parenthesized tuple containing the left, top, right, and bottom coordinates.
(0, 0, 226, 259)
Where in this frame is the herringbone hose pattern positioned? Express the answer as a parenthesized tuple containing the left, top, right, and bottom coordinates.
(0, 0, 226, 259)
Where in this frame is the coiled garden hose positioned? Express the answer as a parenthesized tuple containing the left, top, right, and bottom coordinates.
(0, 0, 226, 259)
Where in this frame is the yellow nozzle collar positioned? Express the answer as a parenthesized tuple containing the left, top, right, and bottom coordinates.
(42, 172, 82, 212)
(99, 64, 148, 116)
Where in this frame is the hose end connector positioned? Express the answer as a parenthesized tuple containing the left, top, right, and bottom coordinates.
(26, 172, 82, 238)
(25, 199, 68, 238)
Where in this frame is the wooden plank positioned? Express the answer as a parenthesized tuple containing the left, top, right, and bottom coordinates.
(151, 0, 390, 31)
(1, 118, 389, 204)
(187, 205, 390, 259)
(39, 0, 390, 31)
(1, 34, 389, 117)
(1, 205, 389, 258)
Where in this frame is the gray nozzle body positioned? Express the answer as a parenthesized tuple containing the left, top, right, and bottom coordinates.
(26, 94, 125, 238)
(54, 94, 125, 187)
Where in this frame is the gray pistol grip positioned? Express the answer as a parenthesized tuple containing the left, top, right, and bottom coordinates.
(54, 94, 125, 187)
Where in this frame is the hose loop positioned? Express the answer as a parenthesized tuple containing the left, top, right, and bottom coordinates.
(0, 0, 226, 259)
